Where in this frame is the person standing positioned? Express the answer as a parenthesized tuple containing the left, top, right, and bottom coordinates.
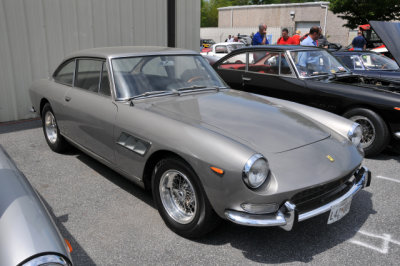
(300, 26, 320, 46)
(252, 24, 268, 45)
(352, 31, 367, 51)
(292, 30, 301, 45)
(277, 28, 294, 45)
(318, 27, 329, 48)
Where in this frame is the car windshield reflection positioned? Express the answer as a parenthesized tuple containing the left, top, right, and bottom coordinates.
(111, 55, 225, 99)
(360, 53, 399, 71)
(290, 50, 350, 78)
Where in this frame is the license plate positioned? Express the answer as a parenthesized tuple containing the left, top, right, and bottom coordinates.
(327, 196, 352, 224)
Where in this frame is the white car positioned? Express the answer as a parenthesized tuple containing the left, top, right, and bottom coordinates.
(201, 42, 245, 58)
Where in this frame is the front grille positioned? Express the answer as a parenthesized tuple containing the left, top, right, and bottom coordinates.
(291, 169, 361, 213)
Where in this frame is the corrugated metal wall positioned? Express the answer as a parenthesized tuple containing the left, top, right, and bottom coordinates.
(176, 0, 200, 52)
(0, 0, 200, 122)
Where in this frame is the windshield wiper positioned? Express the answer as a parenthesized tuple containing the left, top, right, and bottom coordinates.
(176, 85, 226, 92)
(310, 72, 329, 76)
(177, 85, 207, 91)
(127, 90, 177, 101)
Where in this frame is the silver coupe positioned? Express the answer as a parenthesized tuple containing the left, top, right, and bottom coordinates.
(29, 46, 371, 238)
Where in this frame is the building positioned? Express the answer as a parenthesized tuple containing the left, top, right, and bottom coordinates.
(0, 0, 200, 122)
(216, 1, 354, 45)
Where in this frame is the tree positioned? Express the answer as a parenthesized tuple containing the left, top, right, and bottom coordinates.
(329, 0, 400, 29)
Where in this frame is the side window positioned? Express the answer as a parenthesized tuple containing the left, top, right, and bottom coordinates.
(280, 54, 293, 75)
(217, 53, 247, 71)
(248, 52, 280, 75)
(53, 60, 75, 85)
(142, 57, 168, 77)
(75, 59, 103, 92)
(99, 62, 111, 96)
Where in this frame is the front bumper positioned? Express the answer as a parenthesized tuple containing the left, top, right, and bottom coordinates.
(224, 166, 371, 231)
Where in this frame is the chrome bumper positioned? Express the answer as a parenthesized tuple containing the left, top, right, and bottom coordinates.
(225, 166, 371, 231)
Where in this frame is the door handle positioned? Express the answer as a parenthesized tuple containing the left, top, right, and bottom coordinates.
(242, 77, 252, 82)
(65, 96, 71, 102)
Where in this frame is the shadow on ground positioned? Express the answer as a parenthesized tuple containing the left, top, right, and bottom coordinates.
(72, 148, 375, 264)
(40, 195, 97, 266)
(195, 190, 374, 264)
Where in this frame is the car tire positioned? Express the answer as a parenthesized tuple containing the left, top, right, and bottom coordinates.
(152, 157, 220, 238)
(343, 108, 389, 157)
(41, 103, 68, 153)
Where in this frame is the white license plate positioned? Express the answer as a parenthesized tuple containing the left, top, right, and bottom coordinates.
(327, 196, 352, 224)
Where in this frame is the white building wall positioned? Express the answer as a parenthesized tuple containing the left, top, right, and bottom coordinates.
(0, 0, 199, 122)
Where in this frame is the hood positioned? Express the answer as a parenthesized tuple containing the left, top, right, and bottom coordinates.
(148, 90, 330, 153)
(370, 21, 400, 66)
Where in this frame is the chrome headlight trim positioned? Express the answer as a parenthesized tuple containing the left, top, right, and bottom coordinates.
(242, 153, 270, 189)
(22, 254, 69, 266)
(348, 123, 362, 146)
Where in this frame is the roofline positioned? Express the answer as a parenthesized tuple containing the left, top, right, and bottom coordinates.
(218, 1, 329, 11)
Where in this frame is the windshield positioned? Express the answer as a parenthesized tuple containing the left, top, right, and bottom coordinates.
(290, 50, 350, 78)
(111, 55, 225, 99)
(360, 53, 399, 70)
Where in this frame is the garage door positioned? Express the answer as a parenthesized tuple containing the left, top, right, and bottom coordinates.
(295, 22, 320, 36)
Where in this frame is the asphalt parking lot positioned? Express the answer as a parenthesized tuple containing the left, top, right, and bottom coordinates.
(1, 119, 400, 266)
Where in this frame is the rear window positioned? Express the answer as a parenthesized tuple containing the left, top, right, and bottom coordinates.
(53, 60, 75, 85)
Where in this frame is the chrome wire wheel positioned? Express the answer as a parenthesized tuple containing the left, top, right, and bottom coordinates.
(44, 111, 58, 144)
(159, 170, 197, 224)
(350, 115, 376, 149)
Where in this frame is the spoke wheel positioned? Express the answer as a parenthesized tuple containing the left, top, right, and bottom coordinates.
(41, 103, 68, 153)
(44, 111, 58, 144)
(343, 108, 389, 157)
(349, 115, 375, 149)
(152, 157, 220, 238)
(159, 170, 197, 224)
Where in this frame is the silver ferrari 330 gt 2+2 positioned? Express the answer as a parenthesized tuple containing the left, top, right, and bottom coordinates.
(30, 46, 371, 238)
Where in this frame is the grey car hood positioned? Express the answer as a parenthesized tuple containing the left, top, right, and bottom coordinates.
(148, 90, 330, 153)
(370, 21, 400, 66)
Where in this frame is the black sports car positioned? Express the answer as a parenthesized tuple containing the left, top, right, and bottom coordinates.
(333, 21, 400, 82)
(333, 51, 400, 81)
(213, 45, 400, 157)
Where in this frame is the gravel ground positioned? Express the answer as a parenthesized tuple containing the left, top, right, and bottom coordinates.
(1, 119, 399, 266)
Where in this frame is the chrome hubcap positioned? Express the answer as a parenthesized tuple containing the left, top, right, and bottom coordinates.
(44, 111, 58, 144)
(159, 170, 197, 224)
(350, 115, 375, 148)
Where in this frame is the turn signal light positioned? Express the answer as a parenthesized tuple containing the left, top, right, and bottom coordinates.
(64, 239, 73, 253)
(210, 166, 224, 175)
(394, 107, 400, 111)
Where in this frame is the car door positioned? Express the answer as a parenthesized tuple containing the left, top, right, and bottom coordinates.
(63, 58, 117, 163)
(214, 51, 248, 90)
(241, 50, 310, 103)
(50, 59, 77, 132)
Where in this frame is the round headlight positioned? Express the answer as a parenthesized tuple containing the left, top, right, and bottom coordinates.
(23, 254, 69, 266)
(243, 154, 270, 189)
(348, 123, 362, 146)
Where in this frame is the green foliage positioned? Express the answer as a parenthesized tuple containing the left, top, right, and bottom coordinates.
(201, 0, 316, 27)
(329, 0, 400, 29)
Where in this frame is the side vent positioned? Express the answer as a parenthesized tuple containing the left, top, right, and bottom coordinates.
(116, 132, 150, 156)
